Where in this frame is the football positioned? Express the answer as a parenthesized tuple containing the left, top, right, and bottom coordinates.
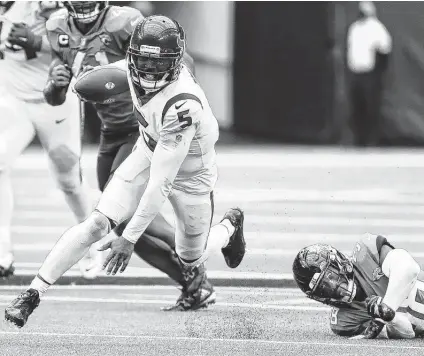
(73, 65, 130, 103)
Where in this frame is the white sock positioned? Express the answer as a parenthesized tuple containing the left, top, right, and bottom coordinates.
(220, 219, 235, 241)
(37, 214, 110, 286)
(204, 219, 235, 256)
(0, 171, 14, 266)
(30, 275, 51, 297)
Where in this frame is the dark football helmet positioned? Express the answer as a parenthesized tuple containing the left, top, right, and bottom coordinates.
(292, 244, 357, 306)
(127, 15, 186, 91)
(63, 1, 108, 24)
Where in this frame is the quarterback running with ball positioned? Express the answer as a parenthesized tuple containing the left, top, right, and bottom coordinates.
(5, 15, 246, 328)
(292, 233, 424, 339)
(44, 1, 217, 309)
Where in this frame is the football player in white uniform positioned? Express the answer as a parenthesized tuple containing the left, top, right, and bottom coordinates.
(4, 15, 246, 328)
(0, 1, 97, 278)
(46, 1, 219, 310)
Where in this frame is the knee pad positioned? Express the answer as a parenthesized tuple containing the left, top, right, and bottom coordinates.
(79, 211, 111, 244)
(48, 145, 81, 193)
(174, 204, 210, 261)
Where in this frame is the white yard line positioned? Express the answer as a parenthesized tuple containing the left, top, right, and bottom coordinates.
(1, 330, 424, 350)
(0, 294, 326, 311)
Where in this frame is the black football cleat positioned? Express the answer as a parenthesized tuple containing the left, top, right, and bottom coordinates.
(162, 279, 216, 312)
(221, 208, 246, 268)
(5, 289, 40, 328)
(162, 261, 216, 312)
(0, 263, 15, 278)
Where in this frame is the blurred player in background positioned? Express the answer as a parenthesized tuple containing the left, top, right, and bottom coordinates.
(0, 1, 95, 278)
(42, 1, 214, 310)
(292, 233, 424, 339)
(4, 15, 246, 328)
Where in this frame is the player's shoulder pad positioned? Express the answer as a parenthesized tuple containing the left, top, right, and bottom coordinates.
(104, 6, 142, 33)
(46, 8, 68, 32)
(161, 93, 204, 125)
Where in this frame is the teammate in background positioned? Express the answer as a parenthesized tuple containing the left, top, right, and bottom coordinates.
(4, 15, 246, 328)
(292, 233, 424, 339)
(0, 1, 96, 278)
(42, 1, 215, 310)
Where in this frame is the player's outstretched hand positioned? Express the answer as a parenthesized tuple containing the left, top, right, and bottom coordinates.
(99, 236, 134, 275)
(51, 64, 71, 88)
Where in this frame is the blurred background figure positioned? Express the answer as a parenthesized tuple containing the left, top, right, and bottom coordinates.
(346, 1, 392, 146)
(127, 1, 154, 16)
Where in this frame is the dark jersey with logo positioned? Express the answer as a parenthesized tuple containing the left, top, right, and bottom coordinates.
(46, 5, 140, 132)
(330, 234, 392, 336)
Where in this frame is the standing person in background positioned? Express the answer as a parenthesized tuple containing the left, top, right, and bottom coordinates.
(347, 1, 392, 146)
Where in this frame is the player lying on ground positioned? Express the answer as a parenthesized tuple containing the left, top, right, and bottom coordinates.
(292, 233, 424, 339)
(0, 1, 95, 278)
(43, 1, 215, 309)
(4, 14, 246, 327)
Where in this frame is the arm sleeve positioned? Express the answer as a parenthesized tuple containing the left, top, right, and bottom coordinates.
(121, 102, 202, 243)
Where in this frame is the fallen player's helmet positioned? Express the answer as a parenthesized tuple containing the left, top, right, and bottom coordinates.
(292, 244, 356, 306)
(63, 1, 108, 24)
(127, 15, 186, 91)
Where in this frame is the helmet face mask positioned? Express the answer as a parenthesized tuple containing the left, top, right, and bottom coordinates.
(127, 15, 186, 92)
(64, 1, 108, 24)
(293, 244, 356, 306)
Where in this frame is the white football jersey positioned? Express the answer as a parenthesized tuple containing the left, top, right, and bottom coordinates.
(129, 64, 220, 195)
(0, 2, 57, 102)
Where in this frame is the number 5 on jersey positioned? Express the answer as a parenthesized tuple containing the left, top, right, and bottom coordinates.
(178, 109, 192, 129)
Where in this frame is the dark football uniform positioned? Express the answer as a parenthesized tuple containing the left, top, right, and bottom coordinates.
(46, 5, 140, 190)
(329, 234, 424, 337)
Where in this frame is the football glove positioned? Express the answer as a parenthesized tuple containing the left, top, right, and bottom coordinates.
(7, 22, 42, 52)
(366, 295, 396, 322)
(50, 64, 72, 88)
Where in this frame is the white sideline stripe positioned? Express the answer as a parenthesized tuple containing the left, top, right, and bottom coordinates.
(13, 148, 424, 168)
(244, 249, 424, 258)
(12, 210, 424, 223)
(0, 285, 302, 294)
(13, 245, 424, 259)
(1, 330, 424, 350)
(14, 189, 424, 204)
(10, 266, 291, 280)
(246, 216, 424, 228)
(13, 207, 424, 220)
(243, 232, 424, 243)
(13, 202, 424, 215)
(14, 195, 424, 206)
(0, 294, 326, 311)
(11, 232, 424, 244)
(10, 215, 424, 231)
